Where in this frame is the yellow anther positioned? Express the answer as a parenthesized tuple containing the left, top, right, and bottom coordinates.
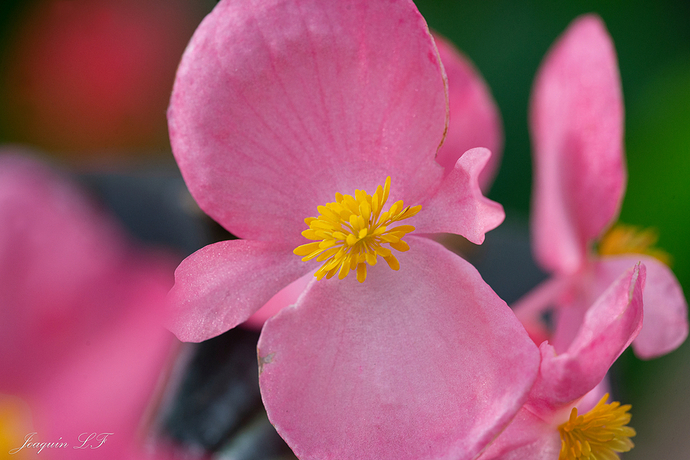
(598, 223, 672, 266)
(294, 177, 421, 282)
(558, 394, 635, 460)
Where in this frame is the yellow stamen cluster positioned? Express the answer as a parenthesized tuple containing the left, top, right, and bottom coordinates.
(598, 223, 671, 266)
(294, 177, 421, 283)
(558, 394, 635, 460)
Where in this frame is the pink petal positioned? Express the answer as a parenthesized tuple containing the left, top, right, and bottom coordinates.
(477, 408, 560, 460)
(413, 147, 505, 244)
(0, 153, 176, 458)
(528, 263, 644, 415)
(169, 0, 447, 245)
(575, 378, 610, 413)
(433, 33, 503, 191)
(32, 296, 174, 459)
(511, 276, 573, 346)
(168, 239, 311, 342)
(0, 153, 174, 392)
(597, 255, 688, 359)
(242, 272, 312, 330)
(530, 15, 625, 274)
(258, 236, 539, 460)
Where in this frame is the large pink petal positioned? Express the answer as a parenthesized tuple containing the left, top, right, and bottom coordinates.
(169, 0, 447, 245)
(433, 34, 503, 191)
(413, 147, 504, 244)
(168, 239, 312, 342)
(596, 255, 688, 359)
(530, 15, 625, 274)
(258, 236, 539, 460)
(528, 263, 644, 415)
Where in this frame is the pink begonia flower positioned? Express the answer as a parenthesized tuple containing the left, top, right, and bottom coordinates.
(479, 264, 645, 460)
(242, 31, 503, 329)
(0, 152, 177, 459)
(167, 1, 539, 459)
(513, 14, 687, 360)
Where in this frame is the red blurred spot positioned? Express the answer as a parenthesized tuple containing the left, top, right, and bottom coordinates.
(1, 0, 210, 158)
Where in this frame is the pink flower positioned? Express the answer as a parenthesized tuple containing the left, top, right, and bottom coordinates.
(167, 1, 539, 459)
(0, 152, 177, 459)
(479, 264, 645, 460)
(514, 14, 687, 360)
(241, 30, 504, 330)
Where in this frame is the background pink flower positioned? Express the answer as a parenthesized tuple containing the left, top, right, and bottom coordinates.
(0, 152, 178, 459)
(514, 14, 687, 360)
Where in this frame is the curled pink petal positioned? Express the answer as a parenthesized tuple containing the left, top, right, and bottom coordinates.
(413, 147, 504, 244)
(169, 0, 447, 245)
(258, 237, 539, 460)
(433, 33, 503, 191)
(530, 14, 625, 274)
(528, 263, 644, 414)
(597, 255, 688, 359)
(168, 239, 311, 342)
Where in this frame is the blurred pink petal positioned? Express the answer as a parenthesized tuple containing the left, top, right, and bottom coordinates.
(530, 15, 625, 275)
(433, 33, 503, 191)
(596, 255, 688, 358)
(0, 152, 177, 459)
(259, 237, 539, 460)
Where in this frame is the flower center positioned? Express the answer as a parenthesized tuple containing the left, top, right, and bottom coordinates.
(294, 177, 421, 283)
(558, 394, 635, 460)
(598, 223, 671, 266)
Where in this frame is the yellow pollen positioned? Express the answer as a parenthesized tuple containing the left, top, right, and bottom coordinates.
(598, 223, 672, 266)
(294, 176, 421, 283)
(558, 394, 636, 460)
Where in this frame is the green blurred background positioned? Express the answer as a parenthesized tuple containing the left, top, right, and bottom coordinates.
(0, 0, 688, 457)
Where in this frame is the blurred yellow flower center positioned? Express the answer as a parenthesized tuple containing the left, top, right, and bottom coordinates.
(598, 223, 671, 266)
(1, 394, 35, 459)
(294, 176, 421, 283)
(558, 394, 635, 460)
